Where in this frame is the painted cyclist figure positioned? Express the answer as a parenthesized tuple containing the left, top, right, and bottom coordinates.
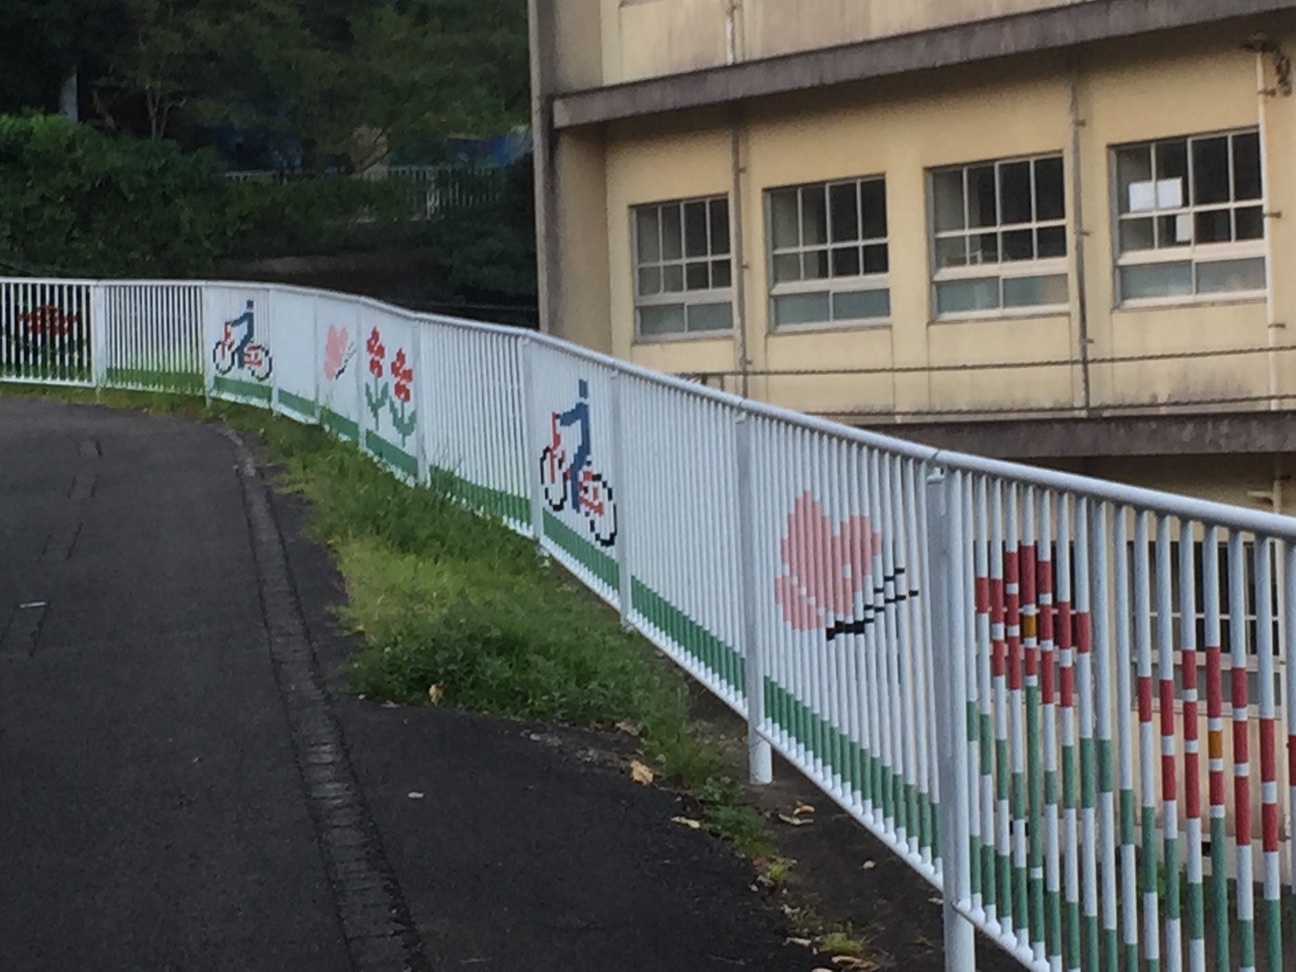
(540, 379, 617, 548)
(227, 300, 255, 369)
(212, 298, 272, 381)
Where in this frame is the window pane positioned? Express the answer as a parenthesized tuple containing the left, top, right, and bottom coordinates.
(773, 292, 831, 326)
(829, 183, 859, 242)
(1155, 139, 1189, 199)
(637, 266, 661, 296)
(832, 246, 861, 277)
(802, 187, 828, 245)
(832, 289, 890, 321)
(636, 208, 661, 263)
(1119, 217, 1155, 252)
(1120, 263, 1192, 300)
(709, 199, 731, 254)
(935, 278, 999, 314)
(1003, 274, 1068, 308)
(686, 302, 733, 332)
(932, 170, 966, 232)
(935, 236, 968, 269)
(1035, 157, 1065, 221)
(684, 201, 709, 257)
(863, 244, 889, 274)
(1002, 228, 1035, 262)
(770, 190, 800, 249)
(971, 233, 999, 265)
(1116, 145, 1153, 215)
(662, 264, 684, 292)
(968, 165, 998, 228)
(1000, 161, 1033, 224)
(861, 179, 888, 238)
(773, 253, 801, 283)
(662, 205, 683, 259)
(1233, 132, 1262, 201)
(804, 249, 829, 280)
(638, 304, 685, 336)
(1158, 214, 1193, 248)
(685, 261, 710, 289)
(1037, 225, 1067, 259)
(711, 259, 732, 288)
(1192, 136, 1230, 205)
(1197, 257, 1266, 294)
(1236, 206, 1264, 241)
(1195, 209, 1232, 245)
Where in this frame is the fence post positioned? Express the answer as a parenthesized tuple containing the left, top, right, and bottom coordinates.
(89, 282, 107, 393)
(925, 466, 977, 972)
(518, 335, 546, 552)
(608, 371, 634, 629)
(736, 412, 773, 785)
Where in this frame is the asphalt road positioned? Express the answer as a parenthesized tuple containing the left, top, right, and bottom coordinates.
(0, 397, 819, 972)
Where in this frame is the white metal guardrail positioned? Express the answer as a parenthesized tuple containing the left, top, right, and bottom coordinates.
(4, 276, 1295, 972)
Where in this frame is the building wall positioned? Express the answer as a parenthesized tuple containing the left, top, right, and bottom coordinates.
(601, 0, 1096, 85)
(592, 24, 1296, 421)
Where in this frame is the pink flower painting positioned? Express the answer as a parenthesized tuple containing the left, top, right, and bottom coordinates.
(774, 491, 882, 634)
(322, 325, 354, 380)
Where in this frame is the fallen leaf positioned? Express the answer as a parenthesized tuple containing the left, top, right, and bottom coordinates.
(615, 719, 641, 737)
(671, 816, 702, 830)
(427, 683, 445, 704)
(629, 760, 654, 785)
(862, 860, 876, 870)
(794, 802, 815, 816)
(777, 813, 813, 827)
(408, 791, 425, 799)
(786, 937, 813, 947)
(831, 958, 876, 970)
(381, 701, 399, 709)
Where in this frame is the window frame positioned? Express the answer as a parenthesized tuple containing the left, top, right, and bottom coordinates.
(1111, 128, 1268, 308)
(764, 174, 892, 332)
(630, 194, 735, 342)
(927, 152, 1071, 321)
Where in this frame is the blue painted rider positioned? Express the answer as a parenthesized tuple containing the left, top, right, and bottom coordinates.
(556, 380, 592, 510)
(228, 300, 255, 368)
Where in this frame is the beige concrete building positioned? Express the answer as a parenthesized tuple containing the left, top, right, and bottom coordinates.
(528, 0, 1296, 515)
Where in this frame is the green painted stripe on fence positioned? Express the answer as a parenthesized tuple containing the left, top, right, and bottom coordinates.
(629, 579, 744, 693)
(364, 430, 418, 480)
(320, 407, 359, 441)
(214, 375, 272, 402)
(544, 510, 619, 590)
(277, 388, 318, 420)
(1210, 816, 1229, 971)
(1264, 897, 1282, 972)
(429, 466, 528, 524)
(1239, 917, 1256, 971)
(764, 679, 878, 793)
(106, 367, 202, 393)
(1186, 878, 1205, 939)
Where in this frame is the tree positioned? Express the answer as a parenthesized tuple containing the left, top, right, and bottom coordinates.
(0, 0, 120, 113)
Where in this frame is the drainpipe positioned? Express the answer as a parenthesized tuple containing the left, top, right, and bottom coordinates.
(727, 1, 749, 398)
(1253, 47, 1283, 411)
(731, 113, 750, 399)
(1069, 61, 1092, 414)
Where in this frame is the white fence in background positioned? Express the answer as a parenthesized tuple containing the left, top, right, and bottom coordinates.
(4, 276, 1296, 972)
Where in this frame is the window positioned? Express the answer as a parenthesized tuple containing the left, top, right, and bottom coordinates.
(632, 197, 733, 338)
(766, 177, 890, 328)
(1113, 130, 1266, 302)
(929, 155, 1069, 316)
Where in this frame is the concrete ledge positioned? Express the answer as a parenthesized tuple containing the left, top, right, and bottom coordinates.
(553, 0, 1296, 129)
(849, 410, 1296, 459)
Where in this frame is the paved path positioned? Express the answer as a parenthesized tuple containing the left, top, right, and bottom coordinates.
(0, 397, 818, 972)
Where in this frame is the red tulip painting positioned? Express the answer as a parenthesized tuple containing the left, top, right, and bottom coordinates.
(322, 325, 355, 380)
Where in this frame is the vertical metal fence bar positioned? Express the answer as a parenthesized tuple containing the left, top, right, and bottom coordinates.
(1057, 495, 1081, 972)
(993, 480, 1015, 943)
(1156, 516, 1183, 972)
(928, 467, 977, 972)
(1285, 541, 1296, 972)
(977, 476, 1000, 932)
(1254, 538, 1281, 972)
(1134, 513, 1161, 972)
(737, 413, 773, 784)
(1230, 532, 1257, 972)
(1200, 526, 1228, 972)
(1074, 499, 1099, 972)
(1006, 484, 1030, 954)
(1023, 488, 1045, 962)
(1112, 509, 1140, 972)
(1089, 502, 1118, 972)
(1178, 523, 1206, 972)
(1039, 489, 1064, 972)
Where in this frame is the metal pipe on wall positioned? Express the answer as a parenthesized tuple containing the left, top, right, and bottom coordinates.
(1068, 59, 1093, 414)
(1255, 48, 1282, 411)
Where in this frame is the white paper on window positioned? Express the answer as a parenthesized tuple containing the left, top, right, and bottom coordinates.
(1128, 181, 1157, 213)
(1156, 179, 1184, 209)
